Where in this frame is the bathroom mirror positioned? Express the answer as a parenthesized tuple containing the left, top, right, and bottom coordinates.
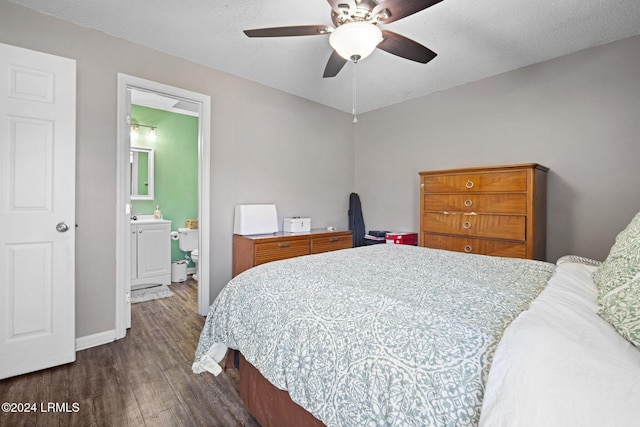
(130, 146, 154, 200)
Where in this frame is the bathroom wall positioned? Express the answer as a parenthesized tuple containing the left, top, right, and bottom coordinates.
(130, 105, 199, 265)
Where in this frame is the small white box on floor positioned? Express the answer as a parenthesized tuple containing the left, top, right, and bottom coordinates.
(283, 217, 311, 232)
(171, 260, 187, 283)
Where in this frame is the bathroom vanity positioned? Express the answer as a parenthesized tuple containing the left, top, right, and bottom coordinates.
(131, 219, 171, 290)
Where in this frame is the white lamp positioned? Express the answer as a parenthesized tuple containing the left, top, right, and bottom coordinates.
(130, 124, 139, 140)
(148, 127, 157, 142)
(329, 22, 383, 61)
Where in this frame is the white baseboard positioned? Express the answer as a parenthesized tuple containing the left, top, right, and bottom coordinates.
(75, 329, 116, 351)
(187, 267, 196, 275)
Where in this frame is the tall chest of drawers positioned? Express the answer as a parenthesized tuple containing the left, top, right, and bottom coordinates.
(419, 163, 548, 260)
(233, 229, 353, 277)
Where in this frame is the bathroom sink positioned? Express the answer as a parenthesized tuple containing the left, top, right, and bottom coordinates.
(130, 214, 170, 224)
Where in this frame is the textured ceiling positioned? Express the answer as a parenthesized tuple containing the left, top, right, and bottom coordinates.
(8, 0, 640, 113)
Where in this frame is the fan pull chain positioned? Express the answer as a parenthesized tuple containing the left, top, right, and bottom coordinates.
(352, 58, 358, 123)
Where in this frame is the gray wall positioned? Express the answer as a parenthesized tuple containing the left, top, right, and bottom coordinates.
(2, 0, 639, 342)
(355, 34, 640, 263)
(0, 1, 355, 339)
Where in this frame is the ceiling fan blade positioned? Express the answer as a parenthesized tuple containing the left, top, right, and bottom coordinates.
(377, 30, 437, 64)
(372, 0, 443, 24)
(244, 25, 331, 37)
(326, 0, 357, 15)
(323, 50, 348, 78)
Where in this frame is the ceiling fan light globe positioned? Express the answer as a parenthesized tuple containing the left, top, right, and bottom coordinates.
(329, 22, 382, 61)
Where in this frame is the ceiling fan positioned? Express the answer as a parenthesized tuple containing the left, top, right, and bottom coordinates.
(244, 0, 442, 78)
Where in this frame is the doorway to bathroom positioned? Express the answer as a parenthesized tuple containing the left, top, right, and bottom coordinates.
(115, 74, 211, 339)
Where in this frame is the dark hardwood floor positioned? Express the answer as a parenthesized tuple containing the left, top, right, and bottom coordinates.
(0, 279, 260, 427)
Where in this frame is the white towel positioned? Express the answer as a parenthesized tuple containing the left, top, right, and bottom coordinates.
(191, 342, 227, 376)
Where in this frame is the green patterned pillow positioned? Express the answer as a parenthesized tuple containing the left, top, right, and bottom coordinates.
(598, 274, 640, 348)
(592, 211, 640, 297)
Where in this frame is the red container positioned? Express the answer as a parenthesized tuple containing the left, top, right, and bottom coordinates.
(385, 232, 418, 245)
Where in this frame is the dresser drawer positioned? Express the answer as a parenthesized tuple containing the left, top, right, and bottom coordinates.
(423, 234, 527, 258)
(311, 234, 352, 254)
(254, 239, 310, 265)
(424, 193, 527, 214)
(423, 212, 526, 241)
(423, 170, 527, 193)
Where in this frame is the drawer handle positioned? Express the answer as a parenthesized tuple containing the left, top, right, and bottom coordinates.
(464, 199, 473, 207)
(329, 238, 339, 242)
(278, 243, 291, 248)
(464, 245, 473, 253)
(463, 221, 472, 229)
(465, 180, 474, 189)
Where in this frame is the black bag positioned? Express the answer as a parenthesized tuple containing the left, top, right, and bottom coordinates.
(348, 193, 365, 247)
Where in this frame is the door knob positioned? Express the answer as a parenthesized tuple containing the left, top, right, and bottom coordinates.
(56, 222, 70, 232)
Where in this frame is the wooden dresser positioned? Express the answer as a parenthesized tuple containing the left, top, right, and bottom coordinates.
(419, 163, 548, 260)
(233, 229, 353, 277)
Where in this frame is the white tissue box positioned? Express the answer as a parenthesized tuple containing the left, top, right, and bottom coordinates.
(283, 217, 311, 233)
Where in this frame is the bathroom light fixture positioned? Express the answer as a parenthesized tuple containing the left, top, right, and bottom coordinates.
(130, 124, 139, 140)
(329, 22, 383, 62)
(129, 123, 158, 142)
(147, 127, 157, 142)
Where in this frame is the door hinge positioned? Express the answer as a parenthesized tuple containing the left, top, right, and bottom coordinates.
(126, 292, 131, 303)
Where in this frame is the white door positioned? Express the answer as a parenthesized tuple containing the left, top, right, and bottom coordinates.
(0, 43, 76, 379)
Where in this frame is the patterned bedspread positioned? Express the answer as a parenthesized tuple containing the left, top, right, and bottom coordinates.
(193, 244, 555, 426)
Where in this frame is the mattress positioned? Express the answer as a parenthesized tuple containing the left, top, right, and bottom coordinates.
(193, 244, 555, 426)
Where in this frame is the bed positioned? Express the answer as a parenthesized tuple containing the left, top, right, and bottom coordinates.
(193, 213, 640, 427)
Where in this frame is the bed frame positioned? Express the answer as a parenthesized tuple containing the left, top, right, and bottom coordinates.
(225, 350, 325, 427)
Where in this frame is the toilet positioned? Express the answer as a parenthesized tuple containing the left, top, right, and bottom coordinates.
(190, 249, 199, 281)
(178, 228, 199, 281)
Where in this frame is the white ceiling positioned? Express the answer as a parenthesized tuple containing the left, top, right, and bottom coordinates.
(131, 89, 200, 117)
(9, 0, 640, 113)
